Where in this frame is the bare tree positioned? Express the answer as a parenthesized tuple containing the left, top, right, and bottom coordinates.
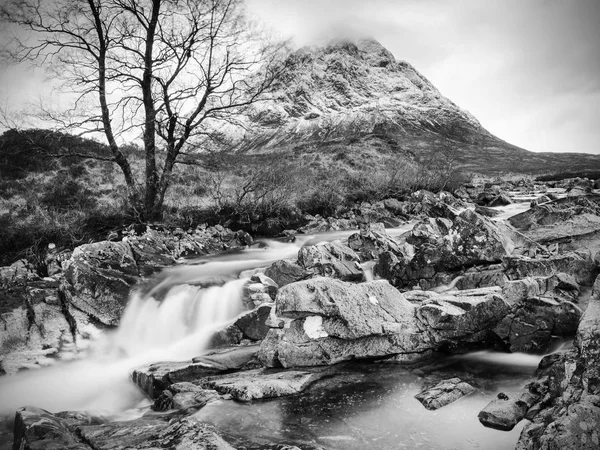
(1, 0, 286, 220)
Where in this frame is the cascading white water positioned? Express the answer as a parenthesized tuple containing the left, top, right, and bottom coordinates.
(113, 279, 247, 360)
(0, 277, 248, 416)
(0, 222, 418, 417)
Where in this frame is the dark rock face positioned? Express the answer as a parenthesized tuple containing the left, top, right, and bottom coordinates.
(515, 275, 600, 449)
(77, 414, 235, 450)
(258, 278, 510, 368)
(264, 260, 308, 287)
(414, 377, 476, 410)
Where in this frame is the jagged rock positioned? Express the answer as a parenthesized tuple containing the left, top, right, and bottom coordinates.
(478, 391, 537, 431)
(258, 278, 510, 368)
(0, 263, 96, 374)
(347, 223, 405, 260)
(379, 210, 515, 289)
(515, 274, 600, 449)
(13, 406, 90, 450)
(414, 378, 476, 410)
(297, 240, 362, 281)
(264, 260, 308, 287)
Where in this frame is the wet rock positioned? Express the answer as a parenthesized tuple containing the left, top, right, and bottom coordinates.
(133, 344, 260, 398)
(414, 377, 476, 410)
(264, 260, 308, 287)
(201, 367, 332, 401)
(297, 241, 362, 281)
(478, 391, 536, 431)
(13, 406, 90, 450)
(493, 296, 581, 352)
(153, 382, 221, 411)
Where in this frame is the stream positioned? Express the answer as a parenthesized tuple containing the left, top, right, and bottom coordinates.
(0, 198, 571, 449)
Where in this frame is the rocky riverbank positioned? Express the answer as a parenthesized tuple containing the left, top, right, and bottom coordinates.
(2, 178, 600, 449)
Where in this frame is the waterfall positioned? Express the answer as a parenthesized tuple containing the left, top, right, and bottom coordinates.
(113, 279, 247, 361)
(0, 278, 248, 416)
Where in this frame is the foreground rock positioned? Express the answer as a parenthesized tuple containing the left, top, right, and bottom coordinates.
(415, 377, 476, 410)
(515, 274, 600, 449)
(13, 406, 236, 450)
(258, 278, 510, 367)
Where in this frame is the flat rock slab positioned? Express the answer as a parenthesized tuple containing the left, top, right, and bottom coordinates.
(132, 344, 260, 398)
(414, 377, 476, 410)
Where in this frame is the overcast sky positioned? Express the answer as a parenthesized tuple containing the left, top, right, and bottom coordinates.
(247, 0, 600, 154)
(1, 0, 599, 154)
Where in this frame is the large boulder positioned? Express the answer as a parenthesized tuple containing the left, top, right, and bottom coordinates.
(258, 278, 510, 368)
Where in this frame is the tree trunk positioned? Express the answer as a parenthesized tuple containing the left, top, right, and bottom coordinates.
(140, 0, 161, 222)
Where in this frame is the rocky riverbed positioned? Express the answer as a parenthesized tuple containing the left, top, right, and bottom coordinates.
(1, 178, 599, 449)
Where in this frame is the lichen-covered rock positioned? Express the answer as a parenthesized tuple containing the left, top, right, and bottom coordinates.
(61, 241, 139, 326)
(378, 210, 516, 289)
(415, 378, 476, 410)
